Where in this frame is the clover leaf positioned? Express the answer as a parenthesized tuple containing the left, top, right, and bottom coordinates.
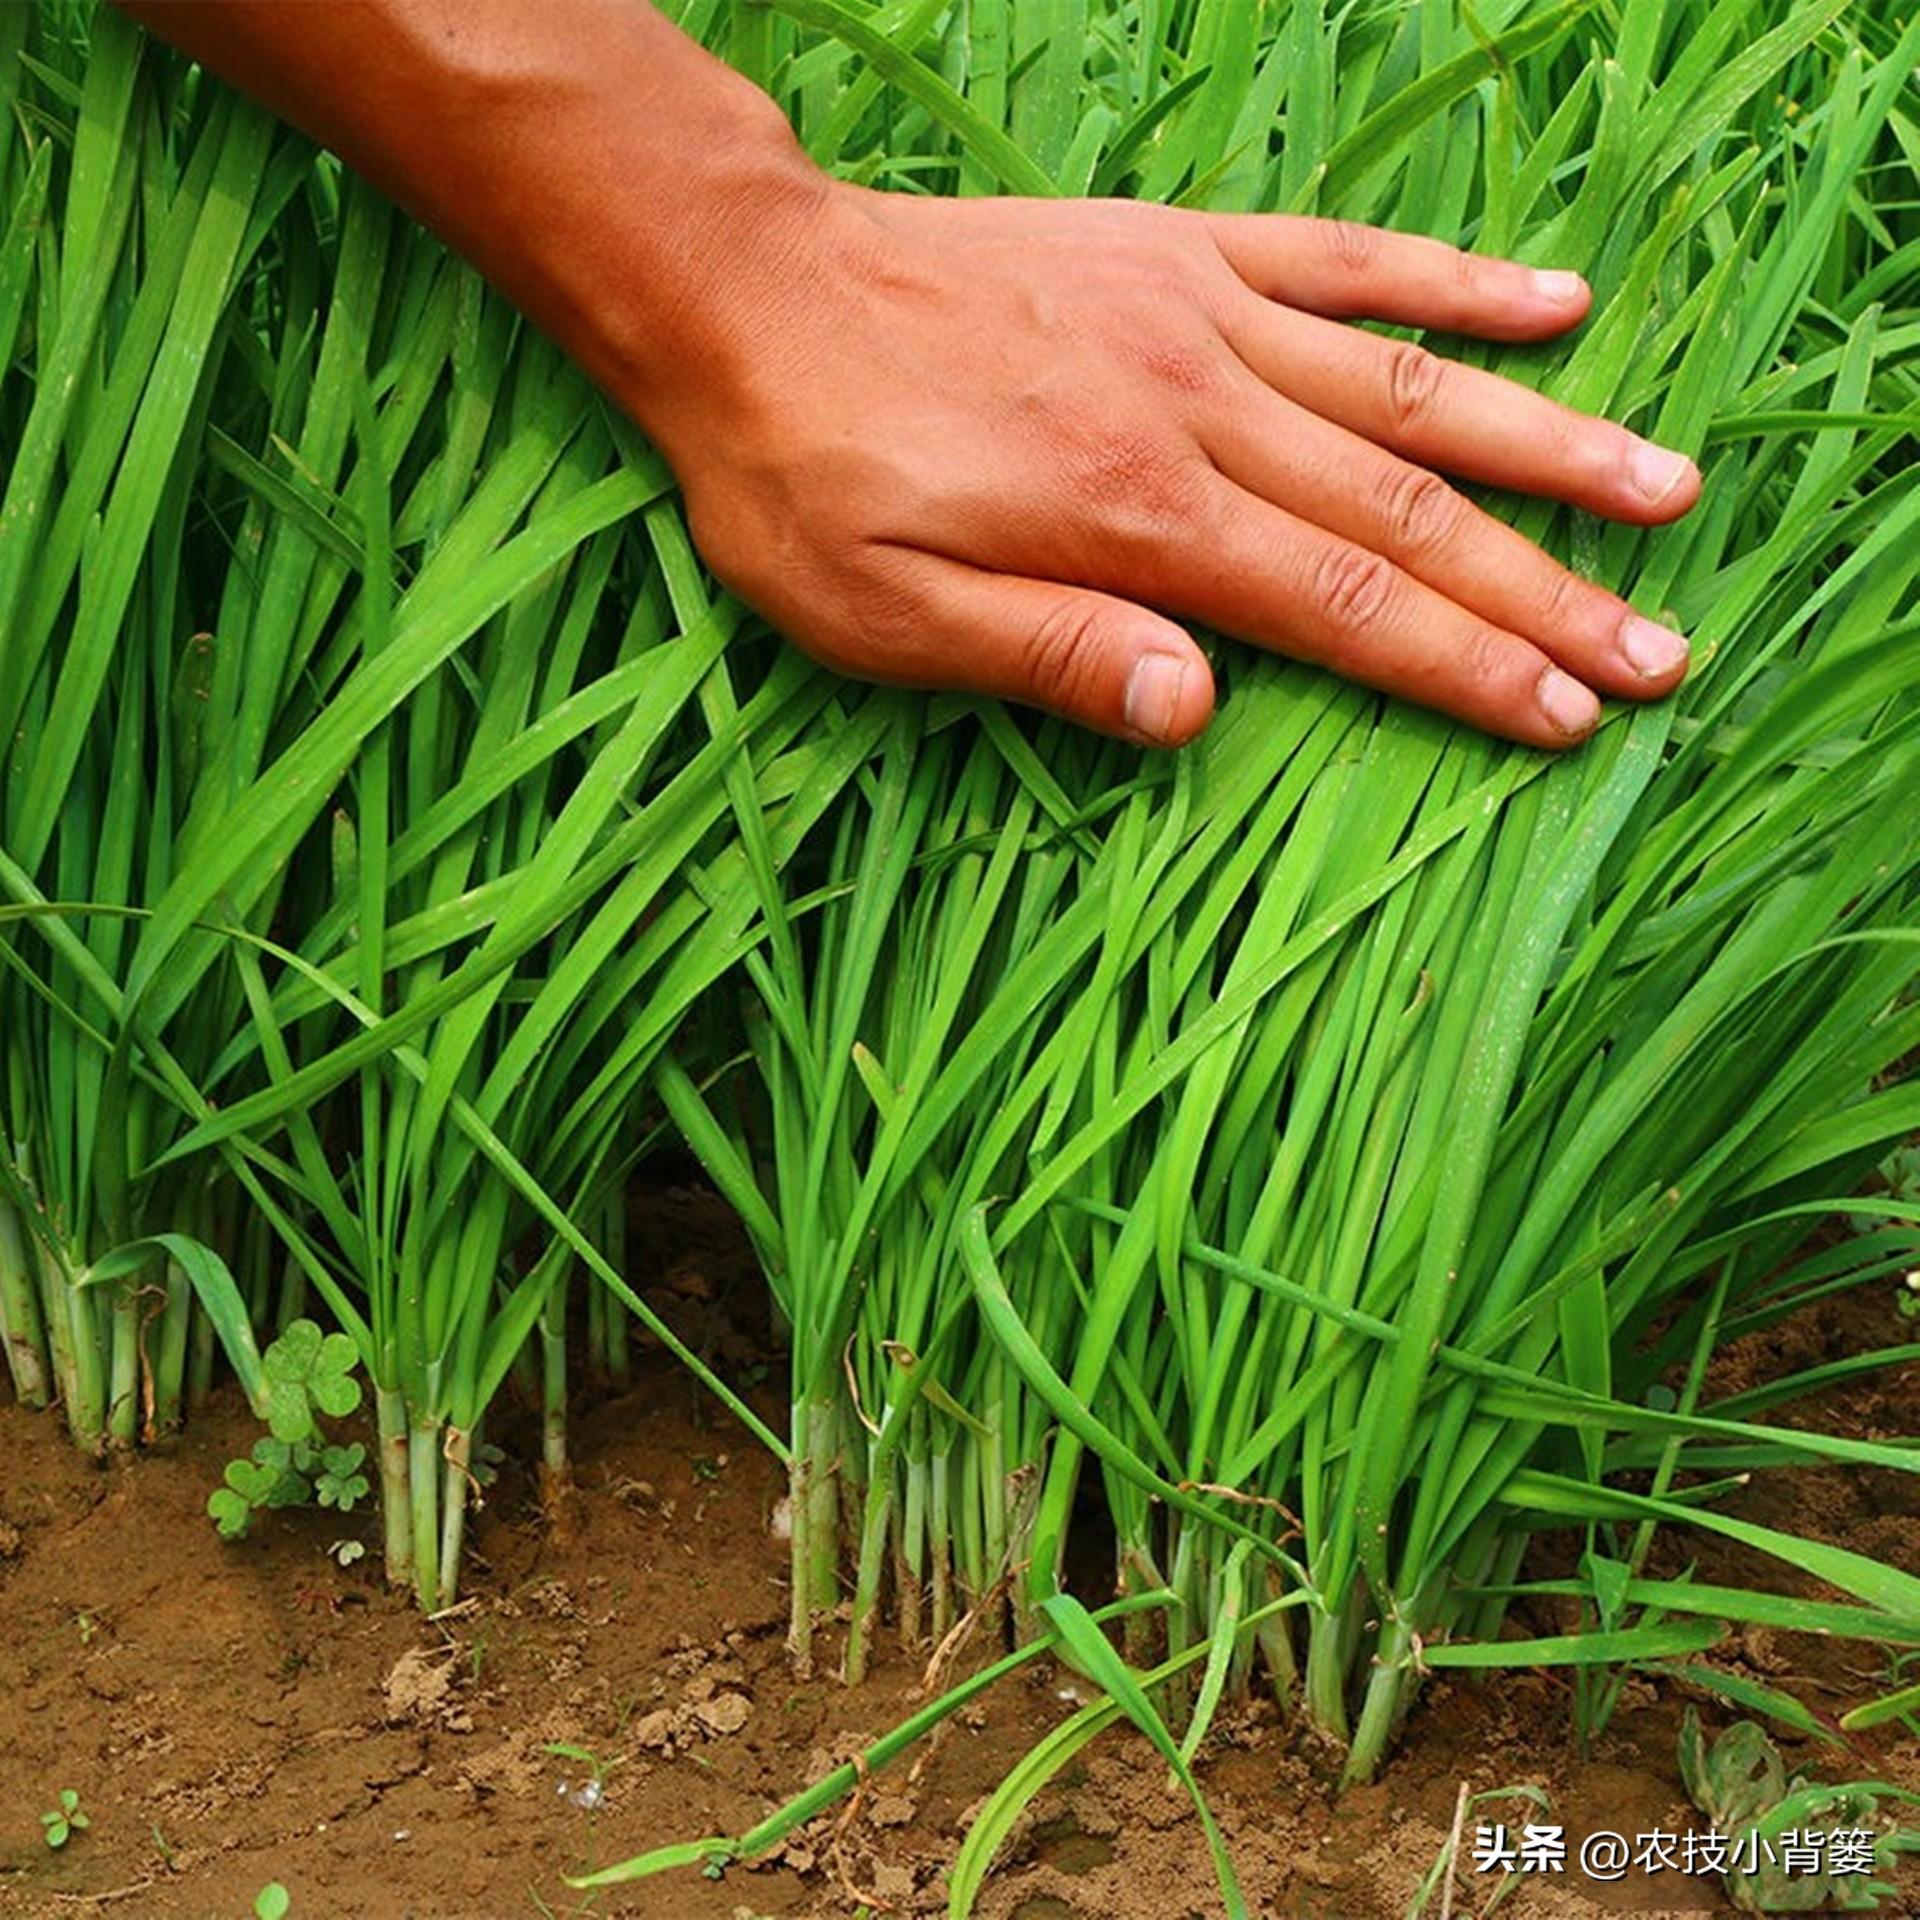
(315, 1442, 369, 1512)
(207, 1486, 254, 1539)
(262, 1318, 363, 1442)
(209, 1450, 312, 1537)
(308, 1335, 361, 1417)
(209, 1322, 363, 1540)
(208, 1482, 253, 1543)
(227, 1455, 283, 1504)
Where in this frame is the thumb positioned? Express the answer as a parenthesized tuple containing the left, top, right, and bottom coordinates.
(932, 567, 1215, 746)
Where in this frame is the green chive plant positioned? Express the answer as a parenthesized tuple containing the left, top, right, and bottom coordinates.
(0, 8, 306, 1449)
(645, 0, 1920, 1797)
(0, 5, 870, 1609)
(135, 257, 814, 1606)
(5, 0, 1918, 1841)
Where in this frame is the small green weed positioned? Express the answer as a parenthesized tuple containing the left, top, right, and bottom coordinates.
(207, 1321, 368, 1540)
(40, 1789, 88, 1850)
(1405, 1783, 1548, 1918)
(1878, 1144, 1920, 1209)
(261, 1318, 362, 1440)
(1840, 1655, 1920, 1740)
(253, 1882, 291, 1919)
(1679, 1710, 1918, 1911)
(543, 1741, 625, 1812)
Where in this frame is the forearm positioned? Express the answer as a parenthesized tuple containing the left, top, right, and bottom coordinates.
(113, 0, 828, 434)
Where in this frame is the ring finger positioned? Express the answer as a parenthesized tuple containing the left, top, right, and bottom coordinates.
(1148, 475, 1605, 749)
(1199, 368, 1690, 698)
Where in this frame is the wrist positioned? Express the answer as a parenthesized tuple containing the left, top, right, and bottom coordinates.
(558, 109, 840, 443)
(406, 11, 836, 438)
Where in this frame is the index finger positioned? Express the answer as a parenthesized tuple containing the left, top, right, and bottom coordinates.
(1204, 212, 1592, 342)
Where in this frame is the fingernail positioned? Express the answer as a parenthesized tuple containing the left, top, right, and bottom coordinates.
(1621, 614, 1689, 679)
(1532, 268, 1585, 304)
(1125, 652, 1187, 745)
(1537, 666, 1600, 738)
(1628, 438, 1695, 504)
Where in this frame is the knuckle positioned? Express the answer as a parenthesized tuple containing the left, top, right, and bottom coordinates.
(1384, 468, 1464, 557)
(1384, 342, 1445, 432)
(1536, 563, 1597, 635)
(1083, 423, 1165, 489)
(845, 549, 926, 637)
(1130, 340, 1220, 399)
(1025, 595, 1115, 710)
(1314, 545, 1398, 635)
(1604, 419, 1647, 480)
(1553, 408, 1610, 476)
(1324, 219, 1379, 275)
(1457, 624, 1517, 692)
(786, 543, 931, 684)
(1127, 252, 1201, 307)
(1082, 429, 1204, 534)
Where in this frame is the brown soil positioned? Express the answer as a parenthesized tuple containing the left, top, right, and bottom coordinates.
(0, 1193, 1915, 1920)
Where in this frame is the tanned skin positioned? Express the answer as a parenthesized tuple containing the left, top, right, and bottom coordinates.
(116, 1, 1700, 748)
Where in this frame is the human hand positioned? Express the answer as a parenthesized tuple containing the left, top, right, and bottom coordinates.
(637, 185, 1698, 750)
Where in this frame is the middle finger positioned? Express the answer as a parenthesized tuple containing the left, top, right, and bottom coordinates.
(1223, 296, 1701, 525)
